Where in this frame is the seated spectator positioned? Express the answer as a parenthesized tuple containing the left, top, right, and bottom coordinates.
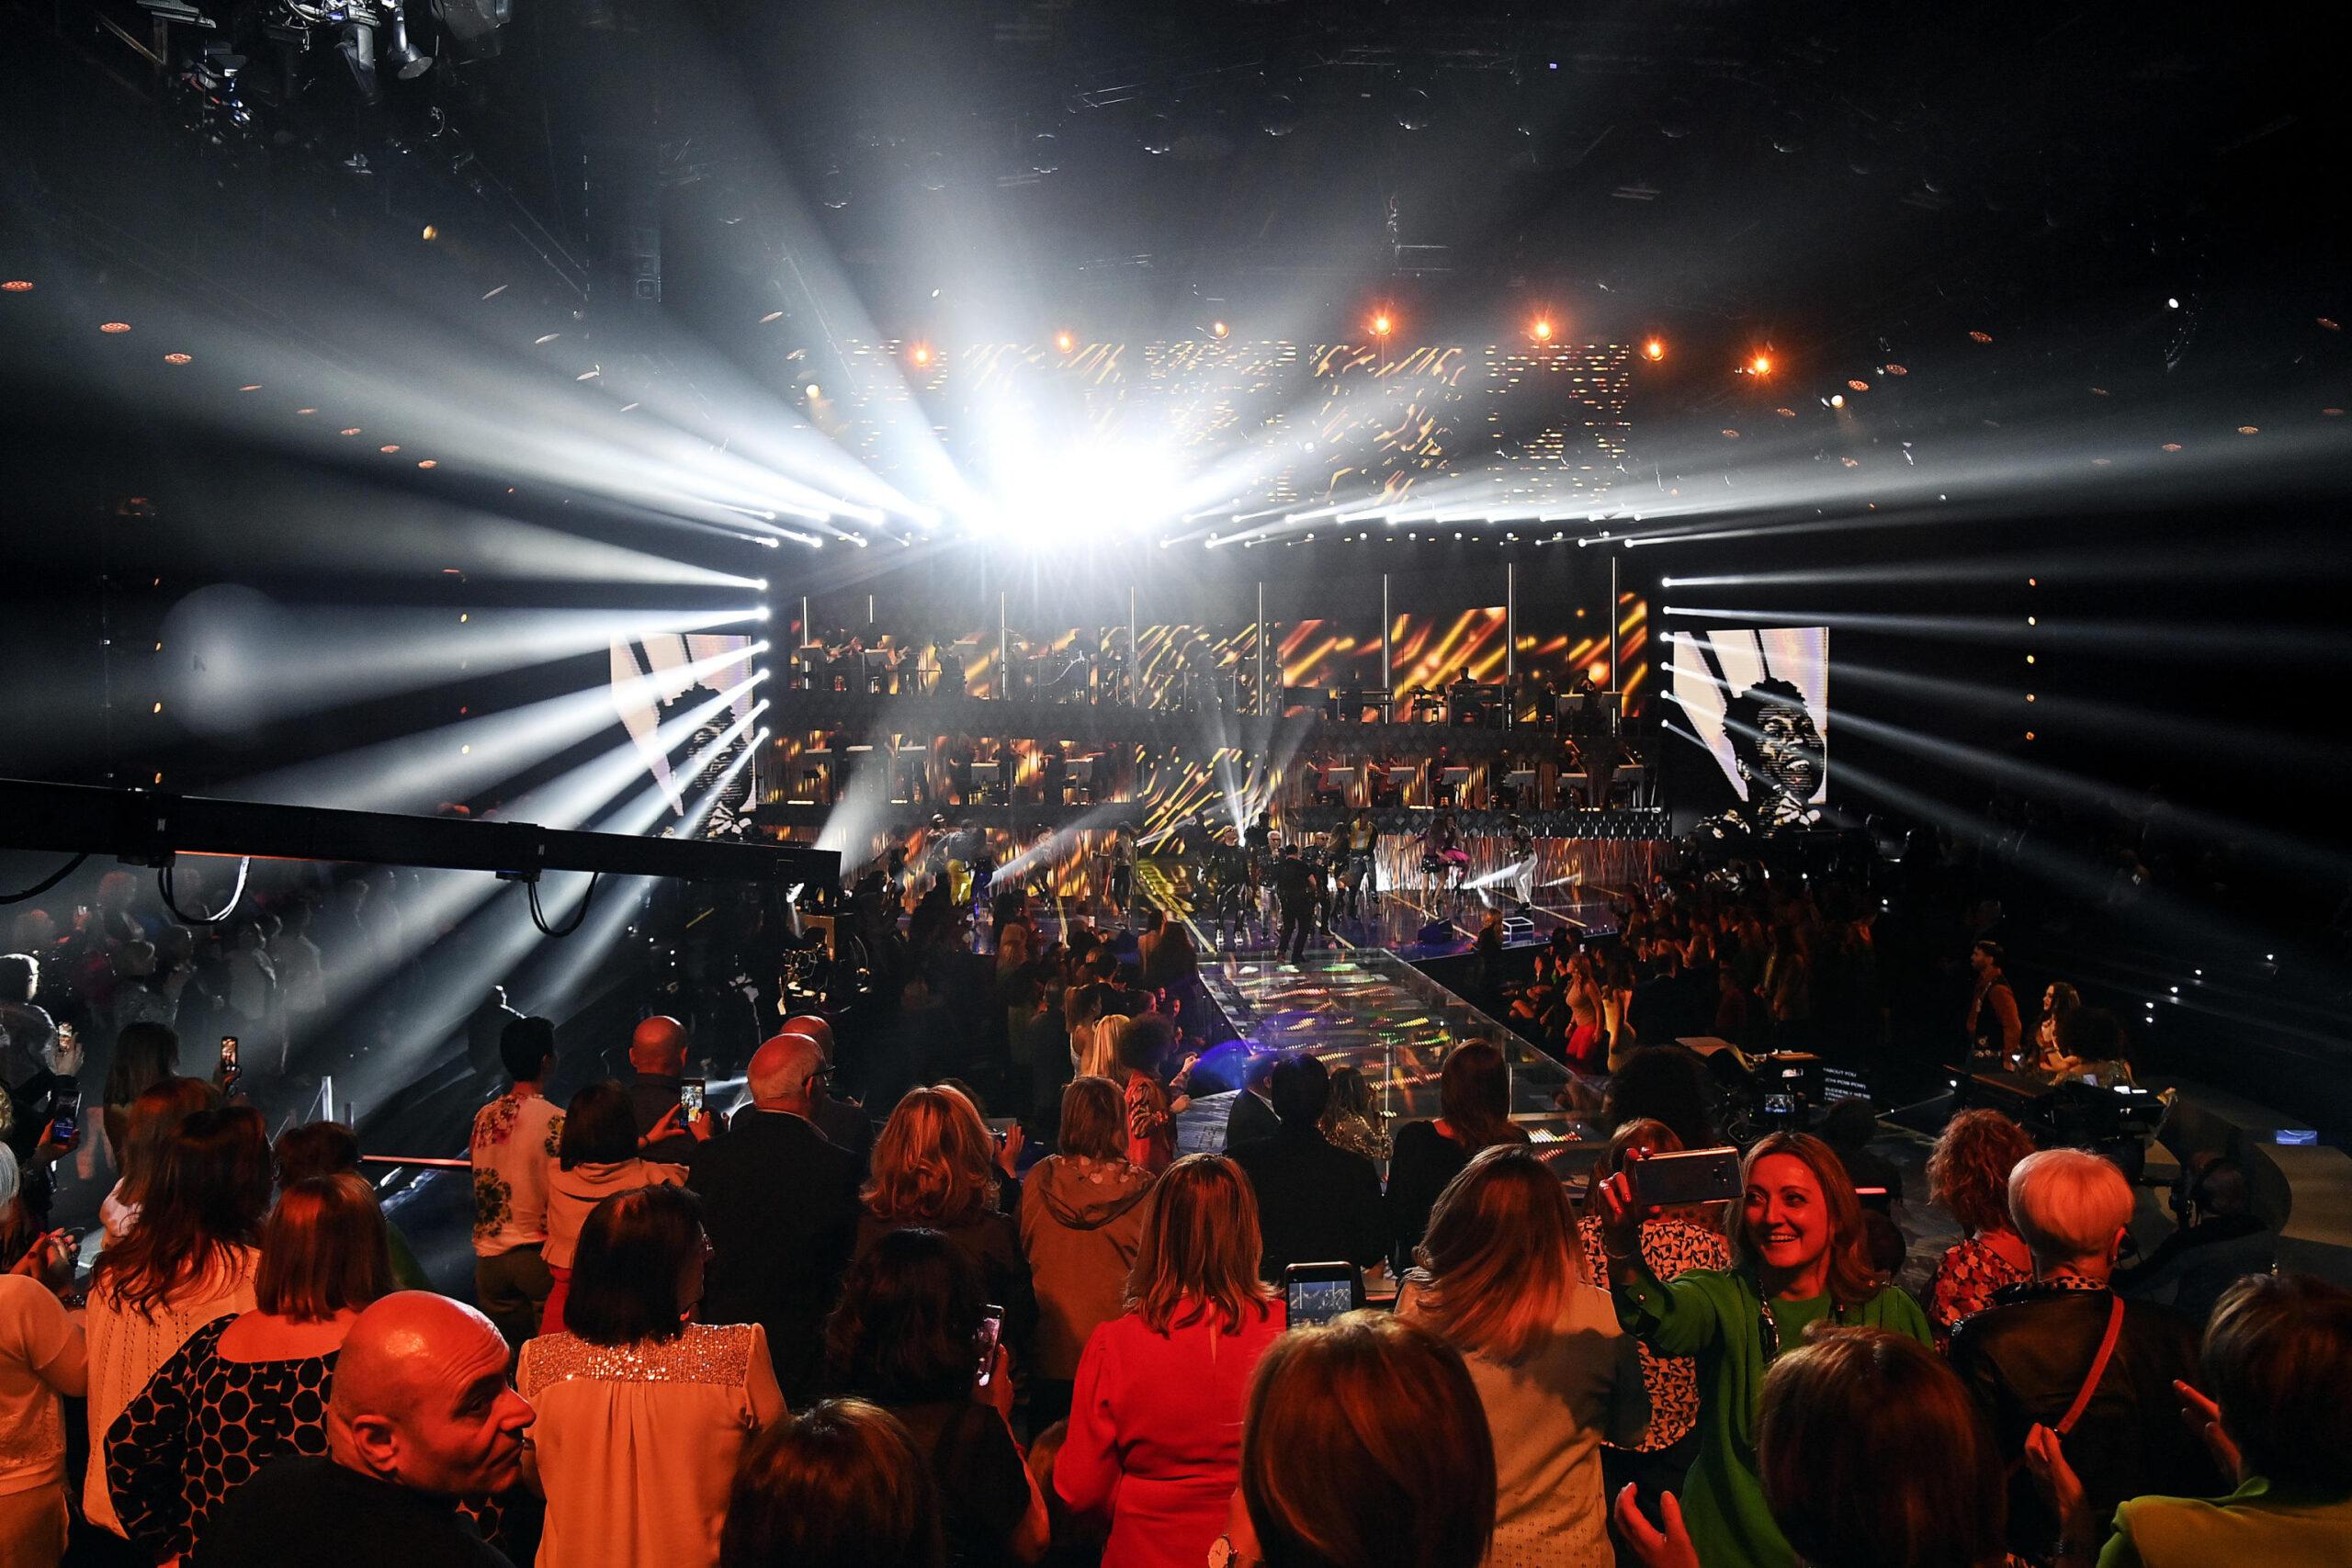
(2114, 1156, 2276, 1325)
(0, 1147, 83, 1568)
(98, 1075, 218, 1242)
(85, 1103, 272, 1545)
(519, 1185, 784, 1568)
(2025, 1272, 2352, 1567)
(1019, 1077, 1155, 1428)
(719, 1398, 944, 1568)
(1227, 1313, 1496, 1568)
(1227, 1055, 1384, 1281)
(539, 1080, 693, 1336)
(1385, 1042, 1528, 1271)
(780, 1015, 876, 1166)
(191, 1292, 533, 1568)
(1400, 1145, 1645, 1565)
(470, 1015, 563, 1352)
(1575, 1119, 1731, 1524)
(1057, 1154, 1286, 1568)
(107, 1172, 395, 1561)
(1948, 1148, 2222, 1562)
(1317, 1063, 1389, 1162)
(689, 1031, 862, 1399)
(626, 1015, 699, 1163)
(275, 1120, 429, 1289)
(1926, 1110, 2039, 1350)
(1222, 1051, 1280, 1153)
(858, 1086, 1038, 1366)
(1618, 1326, 2010, 1568)
(822, 1227, 1047, 1566)
(1593, 1132, 1931, 1568)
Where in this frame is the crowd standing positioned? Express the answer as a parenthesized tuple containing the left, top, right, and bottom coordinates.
(0, 853, 2345, 1568)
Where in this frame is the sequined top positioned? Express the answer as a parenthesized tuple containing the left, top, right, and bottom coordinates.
(517, 1322, 786, 1568)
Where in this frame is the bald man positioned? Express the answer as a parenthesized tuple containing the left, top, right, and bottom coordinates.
(193, 1292, 531, 1567)
(628, 1013, 699, 1162)
(686, 1030, 862, 1396)
(778, 1012, 873, 1166)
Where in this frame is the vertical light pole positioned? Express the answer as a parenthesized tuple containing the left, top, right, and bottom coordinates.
(1128, 585, 1139, 709)
(1255, 581, 1268, 716)
(1505, 559, 1517, 728)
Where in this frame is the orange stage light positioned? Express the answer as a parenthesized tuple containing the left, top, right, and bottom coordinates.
(1642, 339, 1665, 361)
(1750, 354, 1772, 375)
(1532, 319, 1554, 342)
(1372, 313, 1392, 336)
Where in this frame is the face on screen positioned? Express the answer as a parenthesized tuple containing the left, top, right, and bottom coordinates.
(1753, 701, 1825, 803)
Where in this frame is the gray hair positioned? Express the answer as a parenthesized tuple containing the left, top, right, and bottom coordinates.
(2008, 1148, 2132, 1263)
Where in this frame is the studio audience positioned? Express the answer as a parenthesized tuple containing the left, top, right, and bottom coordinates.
(719, 1399, 944, 1568)
(1226, 1054, 1385, 1281)
(539, 1079, 693, 1335)
(1384, 1041, 1528, 1269)
(519, 1184, 784, 1567)
(470, 1015, 564, 1350)
(1019, 1076, 1155, 1427)
(1057, 1154, 1285, 1568)
(0, 1147, 82, 1568)
(1925, 1108, 2039, 1349)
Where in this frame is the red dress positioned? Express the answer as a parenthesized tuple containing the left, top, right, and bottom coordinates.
(1055, 1300, 1287, 1568)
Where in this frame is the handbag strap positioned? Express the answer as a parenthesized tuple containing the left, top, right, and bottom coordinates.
(2052, 1294, 2127, 1438)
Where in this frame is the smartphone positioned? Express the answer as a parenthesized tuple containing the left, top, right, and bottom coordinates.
(680, 1077, 707, 1122)
(974, 1304, 1005, 1386)
(1629, 1147, 1743, 1209)
(220, 1036, 240, 1075)
(984, 1117, 1018, 1148)
(1282, 1261, 1362, 1327)
(48, 1082, 82, 1145)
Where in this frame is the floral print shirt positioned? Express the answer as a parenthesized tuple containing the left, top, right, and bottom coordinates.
(469, 1089, 564, 1258)
(1578, 1213, 1731, 1452)
(1928, 1234, 2032, 1353)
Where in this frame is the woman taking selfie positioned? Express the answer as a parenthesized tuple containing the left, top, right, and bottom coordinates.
(1592, 1132, 1929, 1568)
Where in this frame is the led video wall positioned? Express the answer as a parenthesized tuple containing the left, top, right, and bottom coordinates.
(1668, 626, 1829, 829)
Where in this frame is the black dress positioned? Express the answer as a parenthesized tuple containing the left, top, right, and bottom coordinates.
(1383, 1120, 1471, 1271)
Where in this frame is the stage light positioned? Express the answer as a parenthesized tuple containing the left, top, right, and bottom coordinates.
(1211, 321, 1229, 338)
(422, 224, 439, 242)
(1828, 394, 1845, 408)
(1, 280, 31, 292)
(910, 344, 933, 367)
(2166, 297, 2180, 310)
(1372, 313, 1393, 337)
(1643, 339, 1665, 361)
(1055, 331, 1074, 353)
(1750, 354, 1772, 375)
(99, 321, 130, 333)
(755, 577, 769, 591)
(1532, 319, 1554, 343)
(755, 606, 770, 620)
(164, 353, 193, 366)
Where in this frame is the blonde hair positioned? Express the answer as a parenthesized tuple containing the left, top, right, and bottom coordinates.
(1125, 1154, 1276, 1336)
(1410, 1145, 1587, 1363)
(2007, 1148, 2132, 1264)
(1077, 1013, 1128, 1081)
(862, 1086, 999, 1229)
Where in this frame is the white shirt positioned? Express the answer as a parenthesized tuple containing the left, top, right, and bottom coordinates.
(0, 1275, 85, 1498)
(470, 1089, 565, 1258)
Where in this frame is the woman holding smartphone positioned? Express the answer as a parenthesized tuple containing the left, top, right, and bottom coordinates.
(1592, 1133, 1929, 1568)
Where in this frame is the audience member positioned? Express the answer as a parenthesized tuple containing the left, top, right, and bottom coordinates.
(1075, 1010, 1129, 1083)
(1384, 1041, 1528, 1270)
(1594, 1131, 1930, 1568)
(1317, 1062, 1388, 1161)
(1227, 1313, 1496, 1568)
(857, 1086, 1038, 1365)
(85, 1103, 272, 1543)
(469, 1016, 563, 1350)
(98, 1076, 217, 1243)
(191, 1292, 532, 1568)
(2114, 1156, 2276, 1324)
(690, 1031, 862, 1397)
(1618, 1326, 2011, 1568)
(780, 1014, 876, 1167)
(626, 1015, 698, 1163)
(0, 1146, 83, 1568)
(718, 1398, 944, 1568)
(1222, 1050, 1280, 1153)
(1399, 1145, 1645, 1566)
(274, 1120, 430, 1288)
(539, 1080, 693, 1336)
(1948, 1147, 2221, 1561)
(1020, 1076, 1155, 1428)
(1057, 1154, 1286, 1568)
(107, 1172, 395, 1560)
(520, 1185, 783, 1568)
(2026, 1272, 2352, 1567)
(1925, 1109, 2039, 1349)
(822, 1227, 1048, 1566)
(1574, 1119, 1731, 1525)
(1227, 1054, 1384, 1281)
(1113, 1015, 1190, 1173)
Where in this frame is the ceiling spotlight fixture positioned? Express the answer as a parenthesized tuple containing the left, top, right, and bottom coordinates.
(0, 280, 32, 292)
(1532, 319, 1554, 343)
(1211, 321, 1229, 338)
(1642, 338, 1665, 361)
(421, 224, 438, 242)
(1371, 312, 1393, 337)
(910, 344, 933, 367)
(1749, 354, 1772, 375)
(99, 321, 131, 333)
(164, 352, 193, 365)
(804, 383, 821, 400)
(2166, 297, 2180, 310)
(1828, 394, 1845, 409)
(1055, 330, 1074, 353)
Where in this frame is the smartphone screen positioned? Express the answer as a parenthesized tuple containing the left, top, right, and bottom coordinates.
(220, 1036, 240, 1074)
(49, 1085, 81, 1145)
(680, 1078, 707, 1121)
(1281, 1263, 1360, 1327)
(974, 1305, 1004, 1385)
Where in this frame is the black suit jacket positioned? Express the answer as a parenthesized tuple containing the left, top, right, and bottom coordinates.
(689, 1110, 862, 1400)
(1229, 1125, 1387, 1280)
(1225, 1089, 1280, 1152)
